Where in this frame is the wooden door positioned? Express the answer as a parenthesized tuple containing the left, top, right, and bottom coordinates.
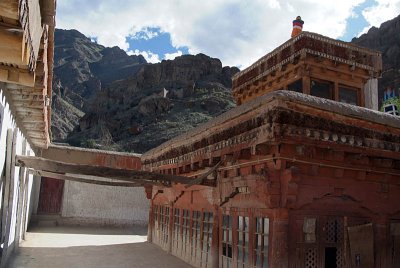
(37, 177, 64, 214)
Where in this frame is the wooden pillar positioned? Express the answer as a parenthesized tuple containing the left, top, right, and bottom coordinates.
(211, 205, 220, 268)
(375, 218, 389, 268)
(302, 76, 310, 95)
(168, 202, 174, 253)
(147, 199, 154, 243)
(14, 139, 27, 252)
(270, 209, 289, 268)
(0, 128, 17, 268)
(21, 167, 30, 240)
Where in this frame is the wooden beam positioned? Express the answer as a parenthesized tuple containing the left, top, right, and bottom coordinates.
(10, 93, 44, 102)
(0, 25, 26, 65)
(25, 131, 46, 139)
(0, 66, 35, 87)
(0, 0, 19, 21)
(36, 171, 153, 187)
(14, 107, 44, 115)
(16, 155, 195, 185)
(185, 161, 221, 188)
(10, 102, 45, 109)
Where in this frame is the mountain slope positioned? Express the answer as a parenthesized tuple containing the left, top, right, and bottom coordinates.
(66, 53, 239, 153)
(352, 14, 400, 101)
(51, 29, 146, 140)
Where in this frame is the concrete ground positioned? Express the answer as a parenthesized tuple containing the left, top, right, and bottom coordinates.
(9, 225, 192, 268)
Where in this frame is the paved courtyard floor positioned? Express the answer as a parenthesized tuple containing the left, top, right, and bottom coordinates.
(9, 225, 192, 268)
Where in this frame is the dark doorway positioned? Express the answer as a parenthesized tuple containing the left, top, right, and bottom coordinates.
(325, 247, 337, 268)
(37, 177, 64, 214)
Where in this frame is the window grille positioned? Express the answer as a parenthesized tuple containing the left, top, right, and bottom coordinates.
(237, 216, 250, 268)
(172, 208, 181, 255)
(254, 217, 269, 268)
(201, 212, 213, 268)
(221, 215, 233, 268)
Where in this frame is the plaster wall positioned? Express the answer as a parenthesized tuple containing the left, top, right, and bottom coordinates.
(61, 180, 149, 226)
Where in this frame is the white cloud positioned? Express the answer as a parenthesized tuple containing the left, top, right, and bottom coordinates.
(358, 0, 400, 36)
(164, 50, 183, 60)
(128, 49, 160, 63)
(131, 27, 160, 40)
(57, 0, 373, 68)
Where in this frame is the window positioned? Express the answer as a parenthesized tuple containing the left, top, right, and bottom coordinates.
(160, 206, 170, 249)
(339, 86, 359, 105)
(221, 215, 233, 268)
(182, 209, 191, 261)
(287, 79, 303, 93)
(201, 212, 213, 268)
(310, 79, 334, 100)
(237, 216, 250, 268)
(191, 211, 201, 265)
(172, 208, 181, 255)
(254, 217, 269, 268)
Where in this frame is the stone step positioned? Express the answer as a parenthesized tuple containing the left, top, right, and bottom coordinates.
(30, 214, 61, 227)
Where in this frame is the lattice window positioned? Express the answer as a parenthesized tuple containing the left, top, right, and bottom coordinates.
(324, 218, 343, 243)
(336, 247, 345, 268)
(221, 215, 233, 268)
(237, 216, 250, 268)
(201, 212, 213, 268)
(172, 208, 181, 255)
(191, 211, 201, 266)
(160, 206, 170, 249)
(254, 217, 269, 268)
(182, 209, 191, 261)
(305, 247, 317, 268)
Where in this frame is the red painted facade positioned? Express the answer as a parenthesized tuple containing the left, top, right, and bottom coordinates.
(142, 33, 400, 267)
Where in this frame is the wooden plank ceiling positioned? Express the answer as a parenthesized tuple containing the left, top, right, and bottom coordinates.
(0, 0, 55, 149)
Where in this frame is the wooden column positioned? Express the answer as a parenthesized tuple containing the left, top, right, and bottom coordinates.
(375, 218, 389, 268)
(21, 167, 30, 240)
(147, 199, 154, 243)
(302, 76, 310, 95)
(14, 139, 27, 252)
(0, 128, 17, 268)
(168, 202, 174, 253)
(211, 205, 220, 268)
(270, 209, 289, 268)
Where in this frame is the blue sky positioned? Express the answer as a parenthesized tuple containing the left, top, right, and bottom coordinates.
(339, 0, 376, 41)
(57, 0, 400, 67)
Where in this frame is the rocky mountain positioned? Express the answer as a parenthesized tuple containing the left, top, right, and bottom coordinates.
(51, 29, 146, 140)
(352, 14, 400, 101)
(52, 29, 239, 153)
(66, 53, 239, 153)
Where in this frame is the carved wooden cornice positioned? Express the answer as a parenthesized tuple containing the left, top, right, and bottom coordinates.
(232, 31, 382, 95)
(142, 91, 400, 169)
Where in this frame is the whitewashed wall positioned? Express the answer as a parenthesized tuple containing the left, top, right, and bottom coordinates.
(61, 181, 149, 226)
(0, 89, 38, 266)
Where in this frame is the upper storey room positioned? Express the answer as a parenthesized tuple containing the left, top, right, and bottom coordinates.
(232, 31, 382, 110)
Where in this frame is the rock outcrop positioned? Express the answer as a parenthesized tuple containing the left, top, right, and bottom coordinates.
(352, 14, 400, 101)
(51, 29, 146, 140)
(67, 53, 239, 153)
